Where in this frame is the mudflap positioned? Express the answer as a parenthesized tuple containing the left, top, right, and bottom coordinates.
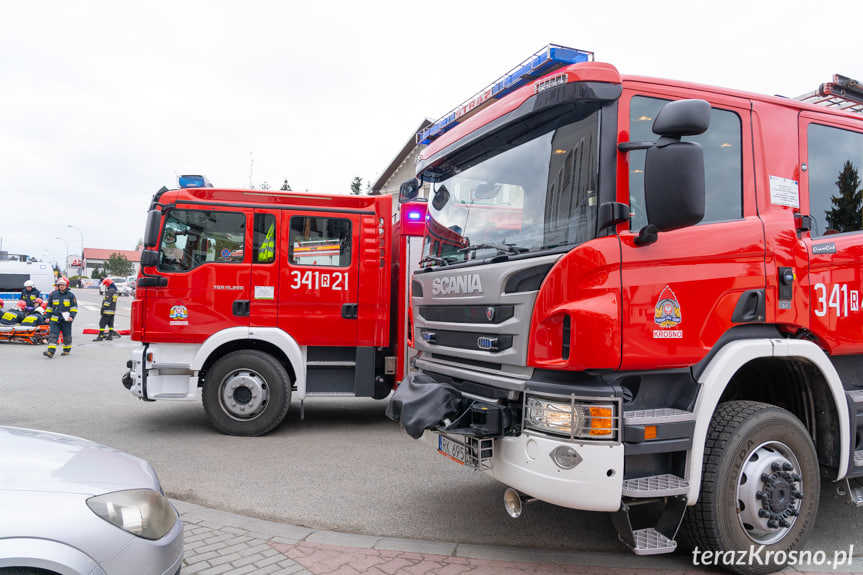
(386, 372, 464, 439)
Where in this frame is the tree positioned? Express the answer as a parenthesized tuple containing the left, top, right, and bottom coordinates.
(350, 176, 363, 195)
(106, 253, 134, 277)
(825, 160, 862, 233)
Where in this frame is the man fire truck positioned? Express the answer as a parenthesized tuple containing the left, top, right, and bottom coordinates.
(386, 44, 863, 573)
(122, 176, 426, 436)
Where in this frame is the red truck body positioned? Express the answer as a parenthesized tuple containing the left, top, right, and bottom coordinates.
(123, 187, 426, 435)
(386, 46, 863, 573)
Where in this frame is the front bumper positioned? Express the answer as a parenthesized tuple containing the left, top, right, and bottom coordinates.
(388, 372, 624, 512)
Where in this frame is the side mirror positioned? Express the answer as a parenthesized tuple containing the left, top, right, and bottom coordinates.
(643, 99, 709, 233)
(399, 179, 421, 203)
(140, 250, 158, 267)
(143, 210, 161, 248)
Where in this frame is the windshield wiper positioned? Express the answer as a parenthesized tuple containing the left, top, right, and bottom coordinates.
(458, 242, 526, 256)
(419, 255, 450, 267)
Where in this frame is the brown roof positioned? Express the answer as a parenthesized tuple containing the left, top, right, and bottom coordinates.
(83, 248, 142, 262)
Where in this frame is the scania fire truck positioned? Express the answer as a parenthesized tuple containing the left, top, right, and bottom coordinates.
(386, 45, 863, 573)
(122, 179, 426, 436)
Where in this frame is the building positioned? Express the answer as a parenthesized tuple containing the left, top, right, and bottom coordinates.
(371, 119, 433, 212)
(82, 248, 142, 278)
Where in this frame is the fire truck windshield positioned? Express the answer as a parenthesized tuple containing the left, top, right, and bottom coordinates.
(422, 106, 601, 264)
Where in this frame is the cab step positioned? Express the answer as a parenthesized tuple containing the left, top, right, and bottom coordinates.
(622, 474, 689, 497)
(840, 477, 863, 507)
(849, 390, 863, 403)
(631, 528, 677, 555)
(856, 450, 863, 468)
(623, 408, 694, 425)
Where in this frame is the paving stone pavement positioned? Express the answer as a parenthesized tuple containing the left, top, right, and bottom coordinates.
(174, 500, 863, 574)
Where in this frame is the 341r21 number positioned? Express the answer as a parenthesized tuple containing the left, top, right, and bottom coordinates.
(289, 270, 349, 291)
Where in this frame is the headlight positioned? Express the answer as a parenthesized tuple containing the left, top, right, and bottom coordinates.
(87, 489, 178, 540)
(524, 396, 616, 439)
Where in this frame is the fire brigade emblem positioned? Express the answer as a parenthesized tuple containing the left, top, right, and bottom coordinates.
(169, 304, 189, 325)
(653, 286, 682, 339)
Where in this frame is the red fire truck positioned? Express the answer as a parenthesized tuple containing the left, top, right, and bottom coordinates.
(387, 45, 863, 573)
(122, 182, 426, 436)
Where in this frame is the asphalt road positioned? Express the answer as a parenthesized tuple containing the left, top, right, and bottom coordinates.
(1, 289, 861, 560)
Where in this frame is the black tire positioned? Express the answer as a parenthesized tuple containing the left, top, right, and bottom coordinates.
(202, 350, 291, 436)
(681, 401, 819, 575)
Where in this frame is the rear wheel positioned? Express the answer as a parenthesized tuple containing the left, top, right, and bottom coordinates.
(682, 401, 819, 575)
(202, 350, 291, 436)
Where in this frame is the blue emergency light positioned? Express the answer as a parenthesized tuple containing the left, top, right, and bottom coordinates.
(407, 210, 423, 221)
(418, 44, 593, 145)
(179, 174, 214, 189)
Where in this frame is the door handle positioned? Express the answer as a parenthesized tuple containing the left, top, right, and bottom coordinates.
(233, 300, 250, 317)
(341, 303, 358, 319)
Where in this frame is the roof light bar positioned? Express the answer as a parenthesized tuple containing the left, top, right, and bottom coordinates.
(179, 174, 214, 189)
(417, 44, 593, 145)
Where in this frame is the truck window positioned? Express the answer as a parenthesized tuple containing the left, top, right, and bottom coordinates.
(807, 123, 863, 237)
(158, 209, 246, 271)
(253, 214, 276, 263)
(629, 96, 743, 230)
(289, 216, 351, 267)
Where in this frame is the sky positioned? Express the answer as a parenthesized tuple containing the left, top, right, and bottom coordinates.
(1, 0, 860, 270)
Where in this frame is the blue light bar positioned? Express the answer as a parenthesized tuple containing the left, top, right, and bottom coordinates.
(179, 174, 213, 188)
(417, 44, 593, 145)
(407, 210, 423, 221)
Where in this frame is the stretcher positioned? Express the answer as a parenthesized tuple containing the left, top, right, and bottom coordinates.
(0, 324, 50, 345)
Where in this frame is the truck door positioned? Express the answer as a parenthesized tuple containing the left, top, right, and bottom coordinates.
(278, 212, 359, 346)
(250, 210, 279, 327)
(799, 114, 863, 355)
(618, 92, 764, 368)
(145, 207, 251, 343)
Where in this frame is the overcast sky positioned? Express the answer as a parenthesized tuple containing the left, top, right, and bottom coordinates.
(1, 0, 859, 268)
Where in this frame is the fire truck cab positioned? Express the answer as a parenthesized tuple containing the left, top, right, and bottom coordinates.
(387, 45, 863, 573)
(123, 183, 426, 436)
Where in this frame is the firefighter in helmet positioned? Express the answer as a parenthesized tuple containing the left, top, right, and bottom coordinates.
(43, 277, 77, 358)
(20, 280, 41, 311)
(0, 300, 27, 325)
(20, 298, 46, 326)
(94, 277, 121, 341)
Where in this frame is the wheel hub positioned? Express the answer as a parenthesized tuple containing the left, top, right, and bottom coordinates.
(737, 442, 804, 544)
(220, 370, 269, 421)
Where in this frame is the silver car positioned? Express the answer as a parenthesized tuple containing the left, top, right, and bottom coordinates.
(0, 426, 183, 574)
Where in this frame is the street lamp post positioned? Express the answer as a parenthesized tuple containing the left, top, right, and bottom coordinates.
(67, 224, 84, 278)
(55, 237, 69, 275)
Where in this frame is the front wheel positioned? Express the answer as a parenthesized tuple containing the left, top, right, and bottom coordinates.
(202, 350, 291, 436)
(681, 401, 819, 575)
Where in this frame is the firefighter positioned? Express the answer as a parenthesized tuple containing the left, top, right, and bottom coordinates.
(0, 300, 27, 325)
(20, 280, 41, 311)
(43, 277, 77, 358)
(20, 299, 46, 327)
(94, 277, 121, 341)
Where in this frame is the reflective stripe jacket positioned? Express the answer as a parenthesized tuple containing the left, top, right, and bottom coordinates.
(101, 284, 118, 315)
(20, 288, 41, 310)
(45, 289, 78, 322)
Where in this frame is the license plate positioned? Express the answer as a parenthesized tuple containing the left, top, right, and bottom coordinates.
(437, 434, 467, 465)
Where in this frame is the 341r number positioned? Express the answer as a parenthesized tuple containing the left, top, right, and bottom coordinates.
(813, 282, 859, 318)
(289, 270, 349, 291)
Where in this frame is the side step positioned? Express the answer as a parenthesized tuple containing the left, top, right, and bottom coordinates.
(632, 528, 677, 555)
(623, 408, 694, 425)
(839, 477, 863, 507)
(611, 496, 686, 556)
(622, 474, 689, 497)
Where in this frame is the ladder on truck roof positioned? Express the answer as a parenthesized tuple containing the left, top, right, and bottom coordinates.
(417, 44, 593, 144)
(795, 74, 863, 114)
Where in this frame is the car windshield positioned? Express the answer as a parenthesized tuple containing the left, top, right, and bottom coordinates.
(421, 105, 601, 264)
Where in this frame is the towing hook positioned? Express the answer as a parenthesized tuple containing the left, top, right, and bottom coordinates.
(503, 488, 535, 519)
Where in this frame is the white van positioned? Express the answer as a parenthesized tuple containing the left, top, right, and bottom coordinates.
(0, 260, 55, 305)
